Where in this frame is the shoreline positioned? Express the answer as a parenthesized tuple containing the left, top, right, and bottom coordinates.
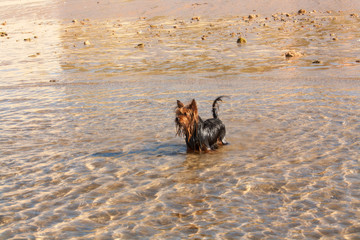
(0, 0, 359, 87)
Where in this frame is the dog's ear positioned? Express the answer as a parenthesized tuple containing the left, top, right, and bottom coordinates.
(189, 99, 198, 112)
(177, 100, 184, 108)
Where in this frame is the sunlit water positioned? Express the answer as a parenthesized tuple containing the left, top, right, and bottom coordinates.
(1, 8, 360, 239)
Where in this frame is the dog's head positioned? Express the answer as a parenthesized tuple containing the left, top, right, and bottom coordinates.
(175, 99, 199, 139)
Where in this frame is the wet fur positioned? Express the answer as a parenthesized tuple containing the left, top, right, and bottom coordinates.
(175, 96, 228, 152)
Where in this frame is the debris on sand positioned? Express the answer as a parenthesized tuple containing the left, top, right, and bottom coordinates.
(29, 52, 41, 57)
(285, 51, 302, 58)
(312, 60, 322, 64)
(298, 9, 306, 15)
(237, 37, 247, 44)
(84, 40, 91, 45)
(135, 43, 145, 48)
(191, 16, 200, 21)
(248, 14, 258, 20)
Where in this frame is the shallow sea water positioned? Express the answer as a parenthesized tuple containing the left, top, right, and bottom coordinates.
(1, 8, 360, 240)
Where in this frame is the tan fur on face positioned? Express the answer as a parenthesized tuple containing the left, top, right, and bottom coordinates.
(175, 99, 199, 140)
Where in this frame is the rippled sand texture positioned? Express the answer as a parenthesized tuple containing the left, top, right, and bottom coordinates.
(1, 5, 360, 240)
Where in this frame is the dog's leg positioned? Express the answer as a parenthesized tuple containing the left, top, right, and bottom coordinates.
(211, 143, 219, 150)
(203, 140, 212, 152)
(219, 127, 228, 145)
(221, 137, 229, 145)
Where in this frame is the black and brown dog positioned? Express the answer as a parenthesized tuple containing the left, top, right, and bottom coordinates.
(175, 96, 228, 152)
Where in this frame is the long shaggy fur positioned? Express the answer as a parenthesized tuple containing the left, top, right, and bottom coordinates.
(175, 96, 228, 152)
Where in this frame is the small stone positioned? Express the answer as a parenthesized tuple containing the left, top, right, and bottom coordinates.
(332, 37, 338, 41)
(350, 13, 359, 17)
(84, 40, 91, 45)
(201, 35, 206, 40)
(355, 60, 360, 63)
(191, 16, 200, 21)
(135, 43, 144, 48)
(49, 80, 56, 82)
(237, 37, 247, 44)
(285, 51, 302, 58)
(1, 21, 6, 26)
(24, 38, 31, 42)
(72, 19, 78, 23)
(312, 60, 322, 64)
(0, 32, 8, 37)
(28, 52, 41, 58)
(298, 9, 306, 15)
(248, 14, 257, 19)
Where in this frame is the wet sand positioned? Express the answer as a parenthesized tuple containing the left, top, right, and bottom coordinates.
(2, 0, 360, 20)
(59, 0, 360, 20)
(1, 1, 360, 239)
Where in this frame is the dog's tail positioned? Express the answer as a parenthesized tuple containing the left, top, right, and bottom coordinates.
(212, 96, 227, 119)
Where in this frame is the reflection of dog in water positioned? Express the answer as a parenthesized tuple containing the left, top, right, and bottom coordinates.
(175, 96, 228, 152)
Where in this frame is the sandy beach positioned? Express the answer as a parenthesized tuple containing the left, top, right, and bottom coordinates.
(61, 0, 360, 19)
(1, 0, 360, 20)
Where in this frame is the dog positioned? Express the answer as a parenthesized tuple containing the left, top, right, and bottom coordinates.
(175, 96, 228, 152)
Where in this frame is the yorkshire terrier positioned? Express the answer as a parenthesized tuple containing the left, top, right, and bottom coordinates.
(175, 96, 228, 152)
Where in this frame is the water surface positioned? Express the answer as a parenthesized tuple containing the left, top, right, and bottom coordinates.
(1, 6, 360, 239)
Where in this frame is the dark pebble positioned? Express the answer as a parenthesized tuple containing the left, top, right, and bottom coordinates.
(135, 43, 145, 48)
(312, 60, 322, 64)
(237, 37, 247, 44)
